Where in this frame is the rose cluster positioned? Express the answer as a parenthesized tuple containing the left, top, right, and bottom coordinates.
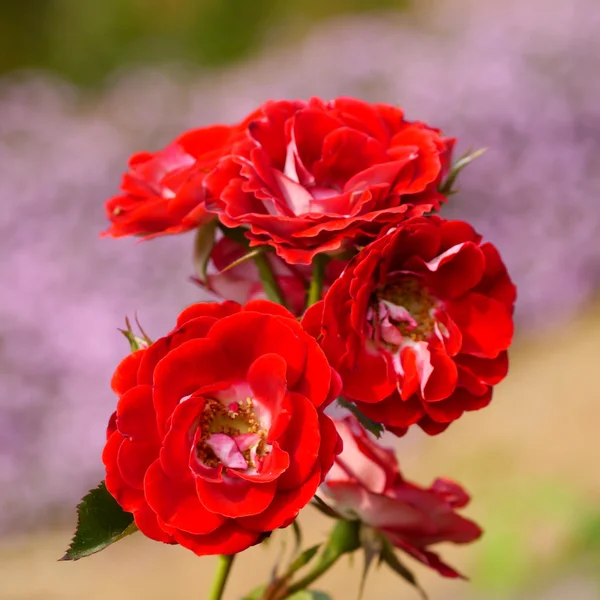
(96, 97, 515, 582)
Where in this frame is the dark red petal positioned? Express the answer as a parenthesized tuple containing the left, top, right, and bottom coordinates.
(176, 301, 241, 327)
(243, 299, 298, 319)
(160, 394, 206, 481)
(196, 474, 277, 518)
(417, 415, 451, 436)
(430, 478, 471, 509)
(340, 346, 396, 403)
(238, 465, 321, 532)
(103, 431, 145, 512)
(133, 504, 176, 544)
(390, 538, 465, 579)
(208, 312, 306, 387)
(276, 393, 321, 491)
(247, 353, 292, 442)
(421, 348, 458, 402)
(116, 385, 158, 442)
(294, 338, 334, 408)
(354, 393, 425, 429)
(117, 438, 158, 489)
(300, 301, 324, 339)
(447, 293, 514, 358)
(111, 350, 144, 395)
(425, 242, 485, 299)
(317, 412, 342, 479)
(152, 338, 230, 435)
(144, 459, 226, 535)
(174, 521, 261, 556)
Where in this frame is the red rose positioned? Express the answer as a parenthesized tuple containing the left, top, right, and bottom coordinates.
(203, 97, 454, 264)
(303, 216, 516, 435)
(321, 416, 482, 578)
(103, 110, 259, 238)
(102, 300, 342, 556)
(195, 235, 347, 316)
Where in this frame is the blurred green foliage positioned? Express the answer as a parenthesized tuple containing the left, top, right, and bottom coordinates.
(0, 0, 407, 86)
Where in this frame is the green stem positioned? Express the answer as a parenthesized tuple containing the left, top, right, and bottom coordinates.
(276, 552, 341, 599)
(253, 252, 286, 306)
(306, 254, 327, 308)
(207, 554, 236, 600)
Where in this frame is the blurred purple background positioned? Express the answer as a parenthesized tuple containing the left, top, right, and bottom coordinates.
(1, 0, 599, 597)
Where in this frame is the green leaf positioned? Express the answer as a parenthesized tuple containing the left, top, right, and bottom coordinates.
(321, 519, 361, 562)
(310, 495, 342, 519)
(253, 251, 286, 306)
(337, 399, 384, 438)
(287, 591, 332, 600)
(241, 585, 267, 600)
(438, 147, 487, 195)
(288, 544, 322, 575)
(379, 538, 427, 599)
(219, 247, 264, 274)
(192, 220, 218, 283)
(291, 520, 303, 556)
(118, 316, 151, 352)
(357, 526, 384, 600)
(60, 481, 138, 561)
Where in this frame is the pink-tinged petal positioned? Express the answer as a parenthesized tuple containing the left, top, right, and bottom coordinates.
(152, 338, 230, 435)
(332, 418, 393, 494)
(196, 473, 277, 518)
(272, 170, 313, 215)
(144, 460, 226, 535)
(133, 504, 176, 544)
(235, 433, 261, 453)
(174, 521, 261, 556)
(206, 434, 248, 470)
(430, 478, 471, 509)
(116, 385, 158, 442)
(276, 393, 321, 491)
(323, 482, 425, 529)
(238, 465, 322, 532)
(117, 438, 158, 489)
(233, 443, 290, 483)
(111, 350, 144, 395)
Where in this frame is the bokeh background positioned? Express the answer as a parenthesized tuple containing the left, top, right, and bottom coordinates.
(1, 0, 599, 598)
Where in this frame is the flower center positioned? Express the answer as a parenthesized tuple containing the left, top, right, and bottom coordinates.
(196, 397, 268, 471)
(369, 278, 438, 348)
